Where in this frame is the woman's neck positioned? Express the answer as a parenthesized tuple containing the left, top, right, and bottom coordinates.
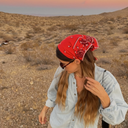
(74, 66, 83, 78)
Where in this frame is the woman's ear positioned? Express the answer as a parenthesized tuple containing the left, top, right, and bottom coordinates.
(75, 59, 81, 64)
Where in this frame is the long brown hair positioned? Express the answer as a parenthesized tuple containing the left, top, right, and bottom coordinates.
(55, 49, 100, 127)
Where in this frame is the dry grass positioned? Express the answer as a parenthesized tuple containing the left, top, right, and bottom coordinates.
(109, 24, 115, 30)
(125, 35, 128, 39)
(15, 21, 20, 27)
(123, 27, 128, 34)
(3, 45, 16, 54)
(21, 43, 57, 67)
(109, 18, 115, 22)
(112, 55, 128, 77)
(109, 37, 121, 46)
(99, 18, 108, 23)
(107, 30, 113, 35)
(47, 25, 58, 31)
(96, 59, 111, 64)
(32, 26, 44, 33)
(0, 33, 14, 41)
(117, 15, 122, 19)
(119, 49, 128, 53)
(61, 24, 79, 31)
(20, 40, 40, 50)
(25, 33, 34, 39)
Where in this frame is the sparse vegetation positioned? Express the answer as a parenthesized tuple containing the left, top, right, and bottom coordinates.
(109, 37, 121, 46)
(47, 25, 58, 31)
(109, 24, 115, 30)
(20, 40, 40, 50)
(0, 8, 128, 128)
(96, 58, 111, 64)
(32, 26, 44, 33)
(123, 27, 128, 34)
(61, 24, 79, 31)
(21, 43, 56, 66)
(0, 32, 14, 41)
(3, 44, 16, 54)
(112, 54, 128, 77)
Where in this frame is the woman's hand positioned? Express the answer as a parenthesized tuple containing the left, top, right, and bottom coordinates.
(84, 77, 110, 108)
(39, 106, 49, 124)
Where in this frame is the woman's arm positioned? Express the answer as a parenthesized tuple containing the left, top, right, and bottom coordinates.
(98, 71, 128, 125)
(84, 71, 128, 125)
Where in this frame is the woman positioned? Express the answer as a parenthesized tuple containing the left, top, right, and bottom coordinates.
(39, 34, 128, 128)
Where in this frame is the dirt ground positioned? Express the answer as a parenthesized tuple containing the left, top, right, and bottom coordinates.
(0, 7, 128, 128)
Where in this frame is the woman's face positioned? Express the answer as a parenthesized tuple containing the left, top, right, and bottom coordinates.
(58, 59, 81, 74)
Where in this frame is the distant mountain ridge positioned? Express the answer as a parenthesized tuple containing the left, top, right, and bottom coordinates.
(0, 6, 128, 18)
(99, 6, 128, 18)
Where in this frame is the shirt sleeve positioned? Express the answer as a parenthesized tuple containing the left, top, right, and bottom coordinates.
(99, 70, 128, 125)
(45, 66, 64, 108)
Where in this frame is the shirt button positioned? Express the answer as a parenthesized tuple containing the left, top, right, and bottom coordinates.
(74, 93, 76, 96)
(73, 82, 75, 84)
(72, 119, 74, 121)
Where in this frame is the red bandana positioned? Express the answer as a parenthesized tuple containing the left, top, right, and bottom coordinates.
(57, 34, 99, 61)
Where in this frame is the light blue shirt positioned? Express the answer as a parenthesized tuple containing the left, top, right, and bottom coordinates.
(45, 63, 128, 128)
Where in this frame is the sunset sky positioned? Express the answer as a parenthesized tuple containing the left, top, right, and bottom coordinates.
(0, 0, 128, 16)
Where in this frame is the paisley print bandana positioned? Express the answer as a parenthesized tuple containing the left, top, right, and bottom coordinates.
(57, 34, 99, 61)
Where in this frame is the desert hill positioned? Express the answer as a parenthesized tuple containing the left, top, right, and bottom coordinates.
(0, 7, 128, 128)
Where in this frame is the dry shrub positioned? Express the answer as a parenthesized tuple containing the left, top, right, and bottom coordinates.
(109, 18, 115, 22)
(98, 38, 105, 44)
(25, 33, 34, 39)
(21, 43, 57, 66)
(109, 37, 121, 46)
(20, 40, 40, 50)
(0, 33, 14, 41)
(15, 21, 20, 27)
(6, 27, 17, 36)
(22, 51, 36, 62)
(122, 60, 128, 77)
(37, 65, 51, 70)
(125, 35, 128, 39)
(3, 45, 16, 54)
(61, 24, 79, 31)
(112, 55, 128, 77)
(78, 31, 88, 35)
(56, 23, 61, 27)
(47, 25, 58, 31)
(0, 23, 3, 27)
(99, 12, 108, 16)
(0, 32, 4, 38)
(45, 31, 53, 37)
(107, 30, 113, 35)
(99, 18, 109, 23)
(119, 49, 127, 53)
(52, 34, 58, 38)
(124, 60, 128, 67)
(109, 24, 115, 30)
(116, 15, 122, 19)
(35, 38, 42, 44)
(91, 21, 98, 25)
(32, 26, 44, 33)
(55, 37, 66, 44)
(6, 27, 13, 33)
(96, 59, 111, 65)
(123, 27, 128, 34)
